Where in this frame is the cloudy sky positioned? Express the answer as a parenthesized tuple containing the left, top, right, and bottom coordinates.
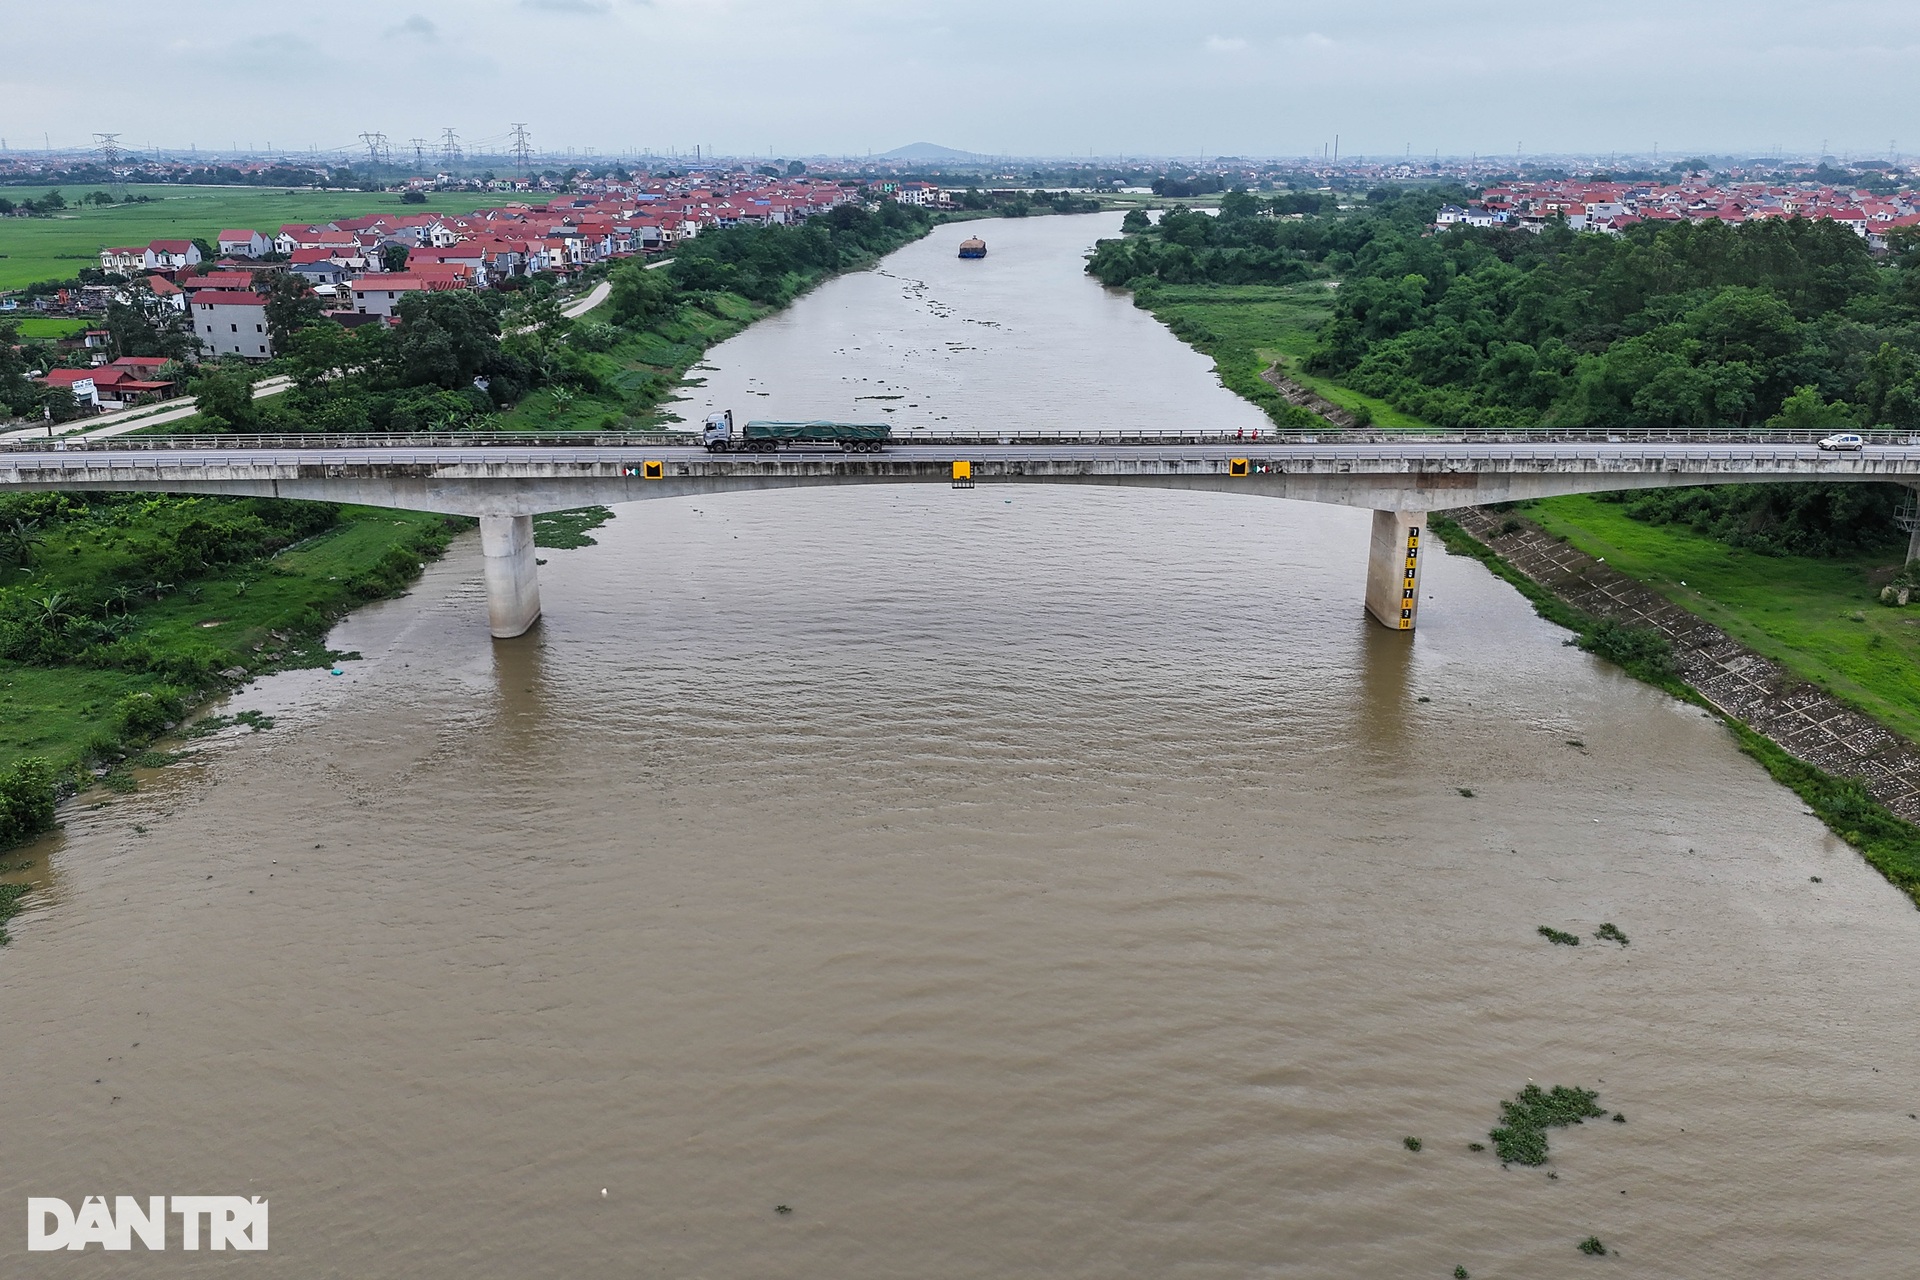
(3, 0, 1916, 160)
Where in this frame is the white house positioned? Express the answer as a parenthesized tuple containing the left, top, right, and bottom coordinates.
(143, 240, 202, 272)
(348, 275, 457, 318)
(99, 246, 145, 275)
(193, 290, 274, 359)
(216, 229, 271, 258)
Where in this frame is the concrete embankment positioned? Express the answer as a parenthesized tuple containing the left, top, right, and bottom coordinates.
(1257, 362, 1359, 429)
(1446, 505, 1920, 823)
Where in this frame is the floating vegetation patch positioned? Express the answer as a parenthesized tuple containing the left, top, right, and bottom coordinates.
(101, 771, 136, 794)
(1595, 923, 1629, 946)
(1402, 1136, 1422, 1152)
(1457, 787, 1476, 798)
(1488, 1084, 1606, 1166)
(1538, 926, 1580, 947)
(1454, 1268, 1470, 1280)
(1578, 1236, 1607, 1256)
(1466, 1142, 1485, 1152)
(234, 710, 275, 732)
(532, 507, 615, 551)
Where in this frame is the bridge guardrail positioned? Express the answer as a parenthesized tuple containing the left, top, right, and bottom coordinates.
(6, 427, 1920, 453)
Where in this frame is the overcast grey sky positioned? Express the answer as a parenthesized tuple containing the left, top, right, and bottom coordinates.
(3, 0, 1916, 160)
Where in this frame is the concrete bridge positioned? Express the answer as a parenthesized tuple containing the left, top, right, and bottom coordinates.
(3, 433, 1915, 638)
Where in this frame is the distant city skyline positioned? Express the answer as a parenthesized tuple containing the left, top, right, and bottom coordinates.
(2, 0, 1916, 160)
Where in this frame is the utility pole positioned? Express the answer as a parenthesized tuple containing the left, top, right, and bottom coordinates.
(510, 122, 533, 174)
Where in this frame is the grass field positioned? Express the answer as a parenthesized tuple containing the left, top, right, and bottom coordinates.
(1527, 494, 1920, 743)
(0, 505, 467, 772)
(0, 186, 506, 291)
(1129, 280, 1440, 430)
(9, 316, 87, 338)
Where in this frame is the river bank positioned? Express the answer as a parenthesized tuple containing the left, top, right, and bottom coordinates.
(1437, 506, 1920, 907)
(1525, 494, 1920, 742)
(1110, 247, 1920, 910)
(0, 500, 471, 858)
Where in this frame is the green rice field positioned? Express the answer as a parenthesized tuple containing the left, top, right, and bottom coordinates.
(0, 186, 506, 291)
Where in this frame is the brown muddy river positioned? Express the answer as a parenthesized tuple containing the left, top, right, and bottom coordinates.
(4, 215, 1917, 1277)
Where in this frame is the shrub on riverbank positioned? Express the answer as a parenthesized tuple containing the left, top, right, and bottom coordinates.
(0, 757, 57, 850)
(0, 497, 470, 837)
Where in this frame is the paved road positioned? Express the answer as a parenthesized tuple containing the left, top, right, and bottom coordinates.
(7, 441, 1918, 467)
(560, 279, 612, 319)
(0, 376, 296, 445)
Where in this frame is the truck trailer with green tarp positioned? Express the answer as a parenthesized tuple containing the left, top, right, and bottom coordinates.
(701, 411, 893, 452)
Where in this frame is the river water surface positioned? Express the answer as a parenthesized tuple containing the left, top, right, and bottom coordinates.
(4, 215, 1918, 1277)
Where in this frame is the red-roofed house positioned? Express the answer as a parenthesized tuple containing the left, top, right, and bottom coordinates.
(181, 270, 258, 291)
(142, 275, 186, 311)
(39, 368, 102, 411)
(74, 358, 178, 409)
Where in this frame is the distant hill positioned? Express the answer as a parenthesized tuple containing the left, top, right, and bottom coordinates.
(879, 142, 987, 163)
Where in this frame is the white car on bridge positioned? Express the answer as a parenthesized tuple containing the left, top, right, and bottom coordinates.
(1817, 432, 1865, 451)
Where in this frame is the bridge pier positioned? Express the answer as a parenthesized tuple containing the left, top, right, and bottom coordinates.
(1364, 509, 1425, 631)
(480, 514, 541, 639)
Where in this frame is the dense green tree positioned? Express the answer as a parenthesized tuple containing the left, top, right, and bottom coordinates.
(0, 321, 42, 417)
(388, 291, 502, 390)
(104, 283, 199, 362)
(189, 366, 260, 430)
(608, 260, 676, 327)
(252, 270, 325, 351)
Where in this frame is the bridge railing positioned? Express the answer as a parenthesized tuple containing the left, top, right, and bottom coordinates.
(8, 426, 1920, 452)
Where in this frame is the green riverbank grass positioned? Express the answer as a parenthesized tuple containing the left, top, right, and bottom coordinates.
(1526, 494, 1920, 744)
(1128, 281, 1439, 429)
(497, 291, 770, 432)
(0, 505, 466, 782)
(0, 187, 502, 292)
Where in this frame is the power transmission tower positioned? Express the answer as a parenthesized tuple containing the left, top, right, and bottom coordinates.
(510, 123, 534, 174)
(408, 137, 428, 171)
(94, 133, 126, 194)
(359, 131, 388, 171)
(440, 127, 462, 172)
